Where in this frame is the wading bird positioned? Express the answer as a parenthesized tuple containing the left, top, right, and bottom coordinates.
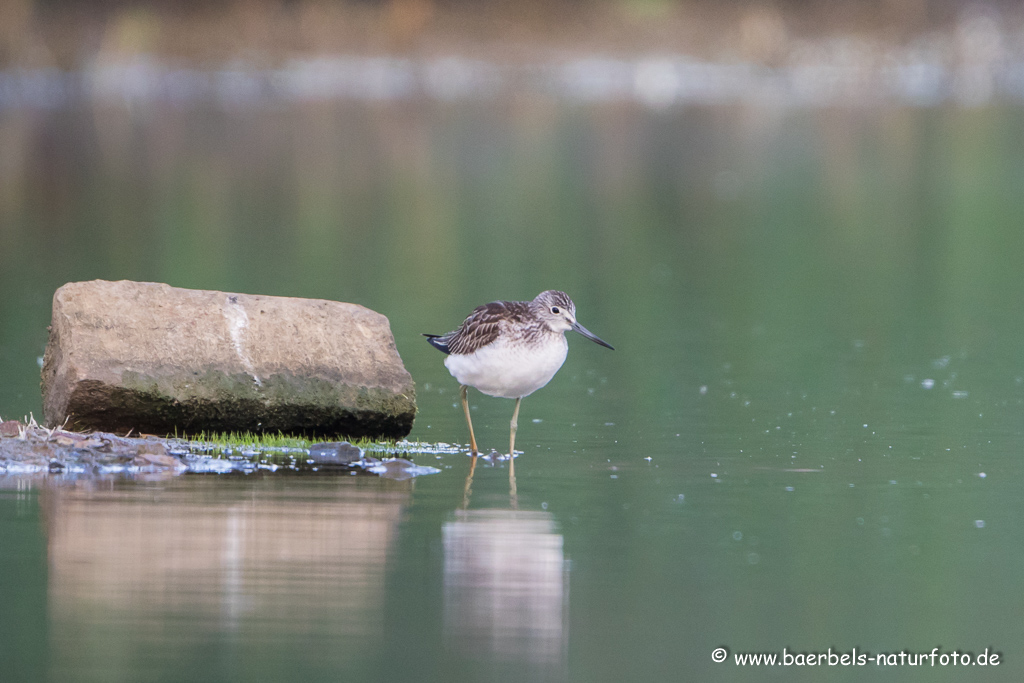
(424, 290, 613, 461)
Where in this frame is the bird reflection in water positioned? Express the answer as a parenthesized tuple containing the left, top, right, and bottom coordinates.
(462, 451, 518, 510)
(445, 462, 568, 674)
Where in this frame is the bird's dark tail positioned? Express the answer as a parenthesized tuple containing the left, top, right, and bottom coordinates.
(422, 333, 451, 355)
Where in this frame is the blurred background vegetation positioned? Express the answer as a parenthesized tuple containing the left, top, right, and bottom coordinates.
(1, 0, 1022, 68)
(2, 0, 1024, 429)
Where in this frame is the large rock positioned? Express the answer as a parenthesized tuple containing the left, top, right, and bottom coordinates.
(41, 280, 416, 438)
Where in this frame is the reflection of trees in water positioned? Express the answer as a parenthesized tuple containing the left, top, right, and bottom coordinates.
(443, 509, 568, 672)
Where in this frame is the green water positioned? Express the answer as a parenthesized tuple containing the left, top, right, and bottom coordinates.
(2, 101, 1024, 682)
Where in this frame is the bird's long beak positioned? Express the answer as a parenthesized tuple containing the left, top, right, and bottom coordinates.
(571, 320, 614, 350)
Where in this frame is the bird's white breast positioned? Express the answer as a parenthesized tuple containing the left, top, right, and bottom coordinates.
(444, 334, 569, 399)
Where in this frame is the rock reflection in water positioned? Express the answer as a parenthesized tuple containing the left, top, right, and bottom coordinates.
(41, 478, 408, 679)
(443, 509, 567, 671)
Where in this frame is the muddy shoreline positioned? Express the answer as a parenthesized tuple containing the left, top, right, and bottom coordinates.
(0, 420, 443, 480)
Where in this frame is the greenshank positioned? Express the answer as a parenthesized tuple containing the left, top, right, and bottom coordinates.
(424, 290, 613, 459)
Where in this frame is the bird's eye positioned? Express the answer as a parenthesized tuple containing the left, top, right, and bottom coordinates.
(551, 306, 560, 314)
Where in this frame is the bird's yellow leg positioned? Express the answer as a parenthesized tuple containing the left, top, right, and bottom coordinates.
(509, 397, 521, 458)
(460, 385, 479, 455)
(508, 397, 520, 508)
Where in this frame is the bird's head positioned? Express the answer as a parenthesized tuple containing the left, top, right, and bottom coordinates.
(533, 290, 614, 349)
(533, 290, 576, 332)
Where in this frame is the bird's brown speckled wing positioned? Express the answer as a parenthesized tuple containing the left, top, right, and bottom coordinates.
(434, 300, 527, 355)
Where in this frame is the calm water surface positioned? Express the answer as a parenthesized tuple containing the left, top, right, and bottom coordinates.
(2, 98, 1024, 681)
